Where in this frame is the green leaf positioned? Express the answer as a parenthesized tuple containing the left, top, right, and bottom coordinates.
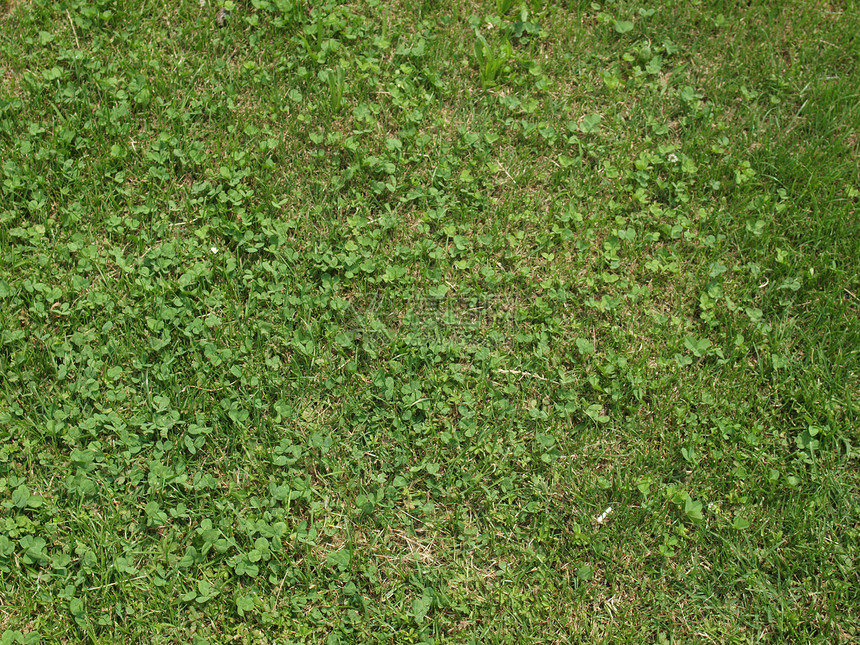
(771, 353, 789, 369)
(428, 283, 448, 298)
(69, 598, 84, 617)
(795, 428, 819, 452)
(326, 549, 350, 569)
(335, 332, 354, 348)
(578, 114, 602, 134)
(614, 20, 634, 34)
(11, 485, 30, 509)
(235, 593, 255, 617)
(0, 631, 41, 645)
(412, 591, 432, 623)
(474, 37, 486, 67)
(575, 338, 595, 355)
(536, 432, 555, 449)
(576, 565, 593, 580)
(115, 555, 138, 574)
(585, 404, 609, 423)
(684, 337, 711, 357)
(680, 86, 698, 102)
(732, 515, 751, 530)
(684, 496, 704, 524)
(19, 535, 48, 566)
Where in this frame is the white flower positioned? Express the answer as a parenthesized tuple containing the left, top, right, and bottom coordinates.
(667, 153, 679, 163)
(210, 247, 218, 254)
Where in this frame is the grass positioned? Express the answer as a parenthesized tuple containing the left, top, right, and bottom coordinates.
(0, 0, 858, 642)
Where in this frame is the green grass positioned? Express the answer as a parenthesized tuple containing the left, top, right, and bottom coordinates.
(0, 0, 858, 642)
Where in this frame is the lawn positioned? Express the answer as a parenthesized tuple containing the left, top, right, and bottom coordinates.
(0, 0, 858, 642)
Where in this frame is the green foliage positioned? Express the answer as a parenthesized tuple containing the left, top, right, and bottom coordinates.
(323, 66, 346, 114)
(496, 0, 516, 16)
(473, 34, 511, 89)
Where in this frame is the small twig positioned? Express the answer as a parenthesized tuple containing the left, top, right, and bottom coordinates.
(844, 288, 860, 304)
(496, 160, 517, 185)
(66, 10, 80, 49)
(180, 380, 237, 393)
(496, 368, 559, 384)
(86, 575, 146, 591)
(497, 368, 547, 381)
(274, 570, 290, 606)
(596, 506, 613, 525)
